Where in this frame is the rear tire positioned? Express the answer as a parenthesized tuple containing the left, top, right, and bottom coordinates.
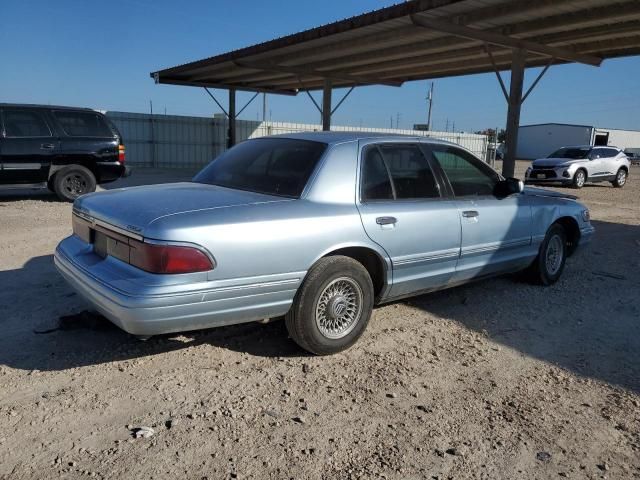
(53, 165, 96, 202)
(527, 224, 567, 286)
(611, 168, 627, 188)
(285, 256, 374, 355)
(572, 169, 586, 189)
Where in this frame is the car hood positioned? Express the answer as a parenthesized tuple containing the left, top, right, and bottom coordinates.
(74, 182, 289, 236)
(522, 186, 577, 200)
(532, 157, 586, 168)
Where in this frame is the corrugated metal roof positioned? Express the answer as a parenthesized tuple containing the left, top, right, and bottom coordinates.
(151, 0, 640, 94)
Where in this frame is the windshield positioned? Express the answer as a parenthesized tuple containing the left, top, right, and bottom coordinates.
(193, 138, 327, 198)
(548, 147, 591, 159)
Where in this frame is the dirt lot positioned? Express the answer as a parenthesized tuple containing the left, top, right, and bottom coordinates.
(1, 163, 638, 480)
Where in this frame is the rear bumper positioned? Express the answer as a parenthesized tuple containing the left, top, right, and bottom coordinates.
(96, 163, 130, 184)
(54, 235, 300, 336)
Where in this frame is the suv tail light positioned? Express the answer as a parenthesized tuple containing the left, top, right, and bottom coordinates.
(118, 144, 126, 163)
(129, 240, 213, 274)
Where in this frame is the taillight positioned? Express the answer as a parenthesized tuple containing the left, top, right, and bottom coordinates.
(118, 144, 125, 163)
(129, 240, 213, 274)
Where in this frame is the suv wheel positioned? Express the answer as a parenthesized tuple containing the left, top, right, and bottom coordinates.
(572, 169, 586, 189)
(53, 166, 97, 202)
(612, 168, 627, 188)
(527, 224, 567, 286)
(285, 256, 374, 355)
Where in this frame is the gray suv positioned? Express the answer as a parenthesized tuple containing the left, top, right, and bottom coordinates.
(525, 145, 630, 189)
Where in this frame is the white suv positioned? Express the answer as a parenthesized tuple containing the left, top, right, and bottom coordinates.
(525, 146, 630, 189)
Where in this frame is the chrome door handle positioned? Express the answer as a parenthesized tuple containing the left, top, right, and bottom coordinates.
(40, 143, 55, 150)
(462, 210, 479, 218)
(376, 216, 397, 225)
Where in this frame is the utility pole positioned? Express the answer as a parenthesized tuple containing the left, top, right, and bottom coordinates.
(426, 82, 434, 131)
(452, 121, 456, 132)
(445, 118, 449, 132)
(396, 112, 401, 130)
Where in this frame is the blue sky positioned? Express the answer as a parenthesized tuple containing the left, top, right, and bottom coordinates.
(1, 0, 639, 132)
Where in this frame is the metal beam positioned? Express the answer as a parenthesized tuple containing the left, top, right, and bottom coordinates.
(503, 49, 526, 179)
(234, 60, 403, 88)
(228, 88, 236, 148)
(204, 88, 229, 117)
(410, 14, 603, 66)
(521, 58, 553, 103)
(322, 79, 332, 131)
(236, 91, 260, 118)
(331, 86, 355, 116)
(155, 77, 298, 96)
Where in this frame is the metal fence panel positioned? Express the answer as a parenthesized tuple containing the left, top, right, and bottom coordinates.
(106, 111, 489, 168)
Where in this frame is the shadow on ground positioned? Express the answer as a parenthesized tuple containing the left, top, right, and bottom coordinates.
(0, 221, 637, 394)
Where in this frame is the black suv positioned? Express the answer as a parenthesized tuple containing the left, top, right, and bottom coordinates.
(0, 104, 130, 201)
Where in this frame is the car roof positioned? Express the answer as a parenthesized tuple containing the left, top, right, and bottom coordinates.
(266, 130, 457, 146)
(0, 103, 98, 112)
(559, 145, 621, 151)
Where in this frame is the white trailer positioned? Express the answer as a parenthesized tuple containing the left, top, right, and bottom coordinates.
(517, 123, 640, 159)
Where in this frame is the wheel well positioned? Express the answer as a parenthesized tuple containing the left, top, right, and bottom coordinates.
(49, 161, 98, 181)
(324, 247, 387, 298)
(619, 165, 629, 173)
(554, 216, 580, 256)
(575, 167, 588, 179)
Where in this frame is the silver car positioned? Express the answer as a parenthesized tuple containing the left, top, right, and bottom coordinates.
(525, 145, 630, 189)
(55, 133, 594, 355)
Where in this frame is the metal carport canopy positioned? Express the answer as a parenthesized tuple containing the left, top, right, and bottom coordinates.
(150, 0, 640, 177)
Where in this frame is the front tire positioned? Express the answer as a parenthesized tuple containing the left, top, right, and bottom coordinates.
(572, 169, 586, 189)
(527, 224, 567, 286)
(53, 165, 97, 202)
(285, 256, 374, 355)
(612, 168, 627, 188)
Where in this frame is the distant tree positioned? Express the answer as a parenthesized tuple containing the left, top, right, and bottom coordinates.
(474, 128, 506, 143)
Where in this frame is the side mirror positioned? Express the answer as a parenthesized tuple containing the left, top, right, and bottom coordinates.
(494, 177, 524, 197)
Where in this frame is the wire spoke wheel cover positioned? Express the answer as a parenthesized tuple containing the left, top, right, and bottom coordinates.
(545, 234, 564, 276)
(315, 277, 363, 339)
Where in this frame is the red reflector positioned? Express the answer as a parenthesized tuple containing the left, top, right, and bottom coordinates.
(129, 240, 212, 274)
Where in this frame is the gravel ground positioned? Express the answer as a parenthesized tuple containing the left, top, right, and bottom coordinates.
(0, 163, 638, 480)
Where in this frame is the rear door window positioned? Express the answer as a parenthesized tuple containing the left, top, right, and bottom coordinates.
(361, 144, 440, 201)
(2, 109, 52, 137)
(602, 148, 620, 158)
(53, 111, 113, 137)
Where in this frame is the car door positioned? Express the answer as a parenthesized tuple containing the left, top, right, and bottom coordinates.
(426, 144, 533, 282)
(585, 147, 606, 179)
(0, 107, 57, 184)
(357, 141, 462, 298)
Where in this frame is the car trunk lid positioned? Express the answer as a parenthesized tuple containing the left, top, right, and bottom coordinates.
(74, 182, 288, 237)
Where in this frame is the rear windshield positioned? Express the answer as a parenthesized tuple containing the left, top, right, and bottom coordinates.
(53, 110, 114, 137)
(193, 138, 327, 198)
(548, 147, 591, 159)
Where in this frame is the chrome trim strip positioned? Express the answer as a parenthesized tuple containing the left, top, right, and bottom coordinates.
(3, 163, 41, 170)
(393, 249, 460, 266)
(461, 238, 530, 257)
(73, 210, 144, 241)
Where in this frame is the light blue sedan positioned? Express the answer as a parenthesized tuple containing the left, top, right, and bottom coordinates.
(55, 133, 594, 355)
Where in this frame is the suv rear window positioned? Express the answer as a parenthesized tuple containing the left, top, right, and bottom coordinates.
(193, 138, 327, 198)
(53, 111, 113, 137)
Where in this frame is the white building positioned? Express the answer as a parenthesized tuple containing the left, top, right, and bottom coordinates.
(517, 123, 640, 159)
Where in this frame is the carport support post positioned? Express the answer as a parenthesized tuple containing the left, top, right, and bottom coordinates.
(322, 79, 332, 131)
(502, 48, 525, 179)
(228, 88, 237, 149)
